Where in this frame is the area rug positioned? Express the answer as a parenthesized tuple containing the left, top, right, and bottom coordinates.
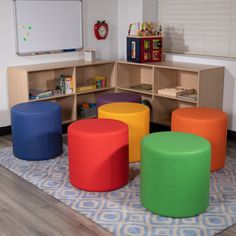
(0, 146, 236, 236)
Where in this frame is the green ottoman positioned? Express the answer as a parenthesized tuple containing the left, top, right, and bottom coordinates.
(141, 131, 211, 218)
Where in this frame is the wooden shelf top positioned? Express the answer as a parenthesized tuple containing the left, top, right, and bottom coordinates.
(8, 60, 115, 72)
(76, 86, 115, 95)
(117, 60, 224, 72)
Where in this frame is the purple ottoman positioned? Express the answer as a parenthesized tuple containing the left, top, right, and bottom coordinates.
(96, 92, 141, 108)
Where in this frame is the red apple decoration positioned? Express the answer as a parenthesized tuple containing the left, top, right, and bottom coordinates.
(94, 20, 108, 40)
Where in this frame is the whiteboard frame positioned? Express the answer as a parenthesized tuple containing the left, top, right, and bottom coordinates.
(13, 0, 83, 56)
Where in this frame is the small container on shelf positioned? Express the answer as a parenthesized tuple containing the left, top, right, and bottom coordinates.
(78, 103, 97, 118)
(84, 50, 96, 62)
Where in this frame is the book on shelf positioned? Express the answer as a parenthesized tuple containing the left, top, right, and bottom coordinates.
(29, 89, 53, 99)
(76, 83, 96, 92)
(176, 93, 197, 101)
(95, 75, 106, 88)
(130, 83, 152, 91)
(158, 86, 194, 97)
(55, 75, 73, 94)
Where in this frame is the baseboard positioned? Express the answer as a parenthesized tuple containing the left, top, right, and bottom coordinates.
(0, 124, 69, 136)
(150, 122, 170, 133)
(228, 130, 236, 140)
(1, 123, 236, 140)
(62, 123, 70, 134)
(1, 123, 166, 136)
(0, 126, 11, 136)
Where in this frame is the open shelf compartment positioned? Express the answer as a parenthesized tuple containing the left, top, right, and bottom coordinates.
(154, 67, 199, 101)
(76, 63, 116, 93)
(116, 62, 153, 94)
(153, 96, 197, 126)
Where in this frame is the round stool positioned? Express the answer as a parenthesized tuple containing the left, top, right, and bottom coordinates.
(96, 92, 141, 108)
(141, 131, 211, 218)
(68, 118, 129, 192)
(11, 101, 62, 161)
(98, 102, 150, 163)
(171, 107, 227, 171)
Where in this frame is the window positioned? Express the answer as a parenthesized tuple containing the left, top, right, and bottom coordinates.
(158, 0, 236, 57)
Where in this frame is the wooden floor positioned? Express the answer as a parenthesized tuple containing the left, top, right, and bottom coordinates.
(0, 135, 235, 236)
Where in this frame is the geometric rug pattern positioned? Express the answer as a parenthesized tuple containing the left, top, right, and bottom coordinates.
(1, 145, 236, 236)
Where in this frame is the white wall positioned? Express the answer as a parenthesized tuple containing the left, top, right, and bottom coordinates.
(142, 0, 158, 24)
(117, 0, 143, 59)
(83, 0, 118, 60)
(0, 0, 118, 127)
(117, 0, 159, 60)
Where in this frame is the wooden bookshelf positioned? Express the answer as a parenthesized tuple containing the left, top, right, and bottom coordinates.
(116, 60, 224, 125)
(8, 59, 224, 126)
(8, 60, 115, 123)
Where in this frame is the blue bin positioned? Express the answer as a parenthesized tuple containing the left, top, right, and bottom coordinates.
(11, 101, 63, 160)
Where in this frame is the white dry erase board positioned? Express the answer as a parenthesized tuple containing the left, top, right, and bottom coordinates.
(13, 0, 83, 55)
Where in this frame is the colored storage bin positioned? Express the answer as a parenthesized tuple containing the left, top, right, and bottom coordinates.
(96, 92, 141, 109)
(11, 101, 62, 161)
(171, 107, 228, 171)
(98, 102, 150, 162)
(141, 131, 211, 217)
(68, 118, 129, 192)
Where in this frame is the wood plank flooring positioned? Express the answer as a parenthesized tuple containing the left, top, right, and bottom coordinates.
(0, 134, 235, 236)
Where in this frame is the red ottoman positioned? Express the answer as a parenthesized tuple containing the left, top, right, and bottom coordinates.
(68, 118, 129, 191)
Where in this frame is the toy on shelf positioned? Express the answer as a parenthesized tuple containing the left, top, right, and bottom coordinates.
(55, 75, 74, 94)
(128, 22, 162, 37)
(95, 75, 106, 88)
(127, 22, 163, 63)
(79, 103, 97, 118)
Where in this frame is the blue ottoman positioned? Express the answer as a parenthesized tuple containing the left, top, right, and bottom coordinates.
(11, 101, 63, 160)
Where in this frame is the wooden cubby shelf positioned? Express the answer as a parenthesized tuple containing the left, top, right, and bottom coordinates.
(116, 60, 224, 125)
(8, 59, 224, 126)
(8, 60, 115, 124)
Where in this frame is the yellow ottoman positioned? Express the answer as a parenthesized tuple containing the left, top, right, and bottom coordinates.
(98, 102, 150, 162)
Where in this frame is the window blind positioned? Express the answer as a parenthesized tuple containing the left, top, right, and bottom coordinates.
(158, 0, 236, 57)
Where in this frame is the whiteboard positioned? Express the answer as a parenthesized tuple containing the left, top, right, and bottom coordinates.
(13, 0, 83, 55)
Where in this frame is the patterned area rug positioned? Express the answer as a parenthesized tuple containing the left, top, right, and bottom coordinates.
(0, 145, 236, 236)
